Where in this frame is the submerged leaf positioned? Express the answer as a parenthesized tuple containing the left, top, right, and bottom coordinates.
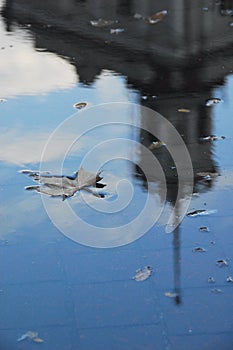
(133, 266, 152, 282)
(22, 167, 106, 200)
(211, 288, 223, 294)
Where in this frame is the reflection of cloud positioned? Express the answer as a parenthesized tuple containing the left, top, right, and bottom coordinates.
(0, 193, 46, 237)
(0, 23, 76, 98)
(0, 129, 82, 166)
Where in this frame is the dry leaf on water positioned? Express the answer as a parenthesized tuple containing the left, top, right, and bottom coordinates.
(21, 167, 106, 200)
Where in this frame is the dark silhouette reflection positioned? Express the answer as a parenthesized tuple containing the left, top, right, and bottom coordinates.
(1, 0, 232, 304)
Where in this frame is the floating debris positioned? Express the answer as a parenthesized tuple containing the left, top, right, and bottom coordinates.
(33, 337, 44, 343)
(133, 266, 152, 282)
(90, 19, 117, 27)
(216, 259, 228, 267)
(73, 102, 88, 110)
(177, 108, 191, 113)
(134, 13, 143, 20)
(211, 288, 223, 294)
(205, 98, 222, 107)
(192, 247, 206, 253)
(0, 98, 6, 103)
(164, 291, 178, 298)
(145, 10, 167, 24)
(21, 167, 106, 200)
(226, 275, 233, 283)
(187, 209, 217, 217)
(229, 22, 233, 27)
(200, 135, 225, 141)
(142, 95, 148, 100)
(199, 226, 210, 232)
(110, 28, 125, 34)
(17, 331, 39, 342)
(148, 141, 166, 150)
(197, 171, 219, 180)
(207, 277, 215, 283)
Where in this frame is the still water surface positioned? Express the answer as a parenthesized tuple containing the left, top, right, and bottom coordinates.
(0, 1, 233, 349)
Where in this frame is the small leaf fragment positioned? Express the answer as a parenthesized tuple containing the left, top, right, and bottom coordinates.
(187, 209, 217, 217)
(164, 291, 178, 298)
(133, 266, 152, 282)
(145, 10, 167, 24)
(192, 247, 206, 253)
(205, 98, 222, 107)
(177, 108, 190, 113)
(73, 102, 88, 110)
(90, 19, 117, 27)
(199, 226, 210, 232)
(207, 277, 215, 283)
(148, 141, 166, 150)
(33, 337, 44, 343)
(216, 259, 228, 267)
(211, 288, 223, 294)
(110, 28, 124, 34)
(226, 275, 233, 282)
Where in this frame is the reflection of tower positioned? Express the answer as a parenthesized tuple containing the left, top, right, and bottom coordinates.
(136, 96, 219, 305)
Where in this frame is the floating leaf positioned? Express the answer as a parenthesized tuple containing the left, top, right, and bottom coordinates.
(148, 141, 166, 150)
(216, 259, 228, 267)
(133, 266, 152, 282)
(22, 167, 106, 200)
(226, 275, 233, 283)
(134, 13, 143, 20)
(33, 337, 44, 343)
(177, 108, 190, 113)
(110, 28, 125, 34)
(164, 291, 178, 298)
(73, 102, 88, 110)
(187, 209, 217, 217)
(192, 247, 206, 252)
(197, 171, 219, 181)
(145, 10, 167, 24)
(207, 277, 215, 283)
(205, 98, 222, 107)
(90, 19, 117, 27)
(200, 135, 225, 141)
(17, 331, 38, 342)
(199, 226, 210, 232)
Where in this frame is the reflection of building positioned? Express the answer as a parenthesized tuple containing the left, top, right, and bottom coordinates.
(2, 0, 233, 90)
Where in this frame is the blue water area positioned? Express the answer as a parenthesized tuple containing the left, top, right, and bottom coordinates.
(0, 1, 233, 349)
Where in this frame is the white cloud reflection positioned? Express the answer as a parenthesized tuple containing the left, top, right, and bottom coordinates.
(0, 22, 77, 98)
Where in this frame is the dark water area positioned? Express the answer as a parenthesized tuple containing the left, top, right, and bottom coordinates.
(0, 0, 233, 349)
